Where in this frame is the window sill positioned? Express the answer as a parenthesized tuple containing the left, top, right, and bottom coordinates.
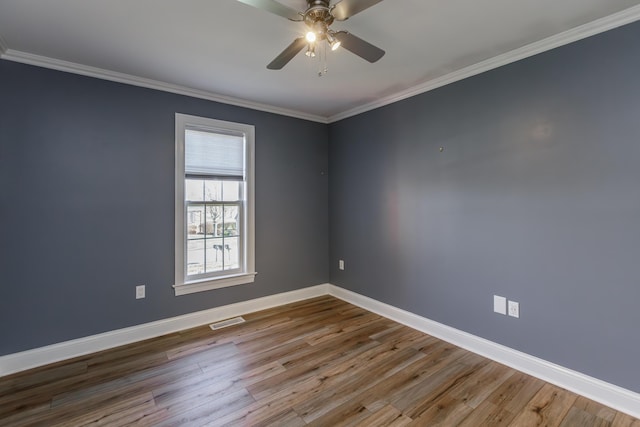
(173, 272, 257, 296)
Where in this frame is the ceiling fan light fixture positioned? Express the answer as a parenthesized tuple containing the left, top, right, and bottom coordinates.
(327, 32, 341, 51)
(305, 31, 316, 43)
(305, 44, 316, 58)
(242, 0, 386, 70)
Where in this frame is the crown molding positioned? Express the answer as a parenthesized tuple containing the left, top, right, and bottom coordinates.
(0, 49, 328, 124)
(1, 5, 639, 124)
(327, 4, 640, 123)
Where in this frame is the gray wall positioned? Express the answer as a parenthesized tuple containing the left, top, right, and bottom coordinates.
(0, 60, 329, 355)
(329, 22, 640, 393)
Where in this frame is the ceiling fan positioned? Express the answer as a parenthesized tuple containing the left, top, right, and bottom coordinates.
(236, 0, 386, 69)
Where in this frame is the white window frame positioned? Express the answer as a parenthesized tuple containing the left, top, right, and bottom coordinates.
(174, 113, 256, 296)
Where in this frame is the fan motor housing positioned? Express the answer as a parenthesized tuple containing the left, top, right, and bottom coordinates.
(304, 0, 334, 30)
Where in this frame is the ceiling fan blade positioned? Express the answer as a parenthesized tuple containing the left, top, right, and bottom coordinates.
(235, 0, 302, 21)
(331, 0, 384, 21)
(334, 31, 385, 63)
(267, 37, 307, 69)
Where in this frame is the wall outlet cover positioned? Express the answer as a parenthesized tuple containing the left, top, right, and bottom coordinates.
(136, 285, 146, 299)
(339, 260, 345, 270)
(494, 295, 507, 315)
(508, 300, 520, 318)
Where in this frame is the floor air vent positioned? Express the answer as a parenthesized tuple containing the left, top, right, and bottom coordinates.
(209, 316, 246, 330)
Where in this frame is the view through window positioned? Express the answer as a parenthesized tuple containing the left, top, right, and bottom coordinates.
(185, 179, 242, 275)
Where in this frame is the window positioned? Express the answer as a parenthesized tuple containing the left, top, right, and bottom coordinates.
(174, 113, 255, 296)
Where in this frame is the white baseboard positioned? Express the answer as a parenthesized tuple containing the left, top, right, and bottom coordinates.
(0, 284, 330, 377)
(326, 284, 640, 419)
(2, 282, 638, 419)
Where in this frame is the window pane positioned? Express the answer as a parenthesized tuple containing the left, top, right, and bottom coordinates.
(207, 237, 225, 273)
(187, 205, 205, 239)
(223, 205, 239, 237)
(185, 179, 204, 201)
(223, 237, 240, 271)
(187, 239, 205, 276)
(205, 204, 223, 237)
(222, 181, 241, 201)
(204, 180, 222, 201)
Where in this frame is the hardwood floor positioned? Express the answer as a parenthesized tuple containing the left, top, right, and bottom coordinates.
(1, 296, 638, 426)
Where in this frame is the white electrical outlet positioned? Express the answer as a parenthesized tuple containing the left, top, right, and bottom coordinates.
(339, 260, 345, 270)
(136, 285, 146, 299)
(493, 295, 507, 315)
(508, 300, 520, 318)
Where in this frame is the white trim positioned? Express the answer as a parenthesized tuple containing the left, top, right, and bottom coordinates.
(174, 113, 256, 296)
(1, 282, 639, 418)
(0, 49, 327, 124)
(326, 285, 640, 419)
(173, 272, 257, 296)
(174, 114, 186, 289)
(0, 284, 330, 377)
(2, 5, 640, 124)
(327, 4, 640, 123)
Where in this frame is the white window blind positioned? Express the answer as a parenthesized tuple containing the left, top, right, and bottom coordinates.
(185, 128, 244, 178)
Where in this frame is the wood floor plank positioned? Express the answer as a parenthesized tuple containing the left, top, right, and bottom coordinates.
(242, 295, 344, 322)
(50, 356, 201, 407)
(9, 363, 200, 426)
(613, 412, 640, 426)
(508, 383, 578, 426)
(355, 404, 414, 427)
(406, 395, 474, 426)
(246, 334, 384, 402)
(559, 406, 610, 427)
(0, 360, 88, 395)
(304, 399, 372, 427)
(164, 330, 247, 361)
(0, 402, 51, 427)
(403, 360, 512, 426)
(1, 296, 638, 427)
(208, 385, 309, 426)
(488, 371, 545, 409)
(454, 371, 545, 427)
(50, 391, 156, 427)
(449, 361, 515, 408)
(393, 354, 489, 419)
(84, 332, 182, 368)
(303, 312, 385, 346)
(294, 346, 424, 422)
(281, 321, 389, 369)
(197, 337, 311, 374)
(356, 344, 470, 410)
(251, 409, 307, 427)
(573, 395, 618, 423)
(153, 377, 244, 419)
(152, 388, 255, 426)
(373, 325, 430, 350)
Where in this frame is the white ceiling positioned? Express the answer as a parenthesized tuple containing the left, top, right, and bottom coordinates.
(1, 0, 639, 122)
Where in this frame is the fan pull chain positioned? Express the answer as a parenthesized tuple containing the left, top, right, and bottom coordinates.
(318, 42, 328, 77)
